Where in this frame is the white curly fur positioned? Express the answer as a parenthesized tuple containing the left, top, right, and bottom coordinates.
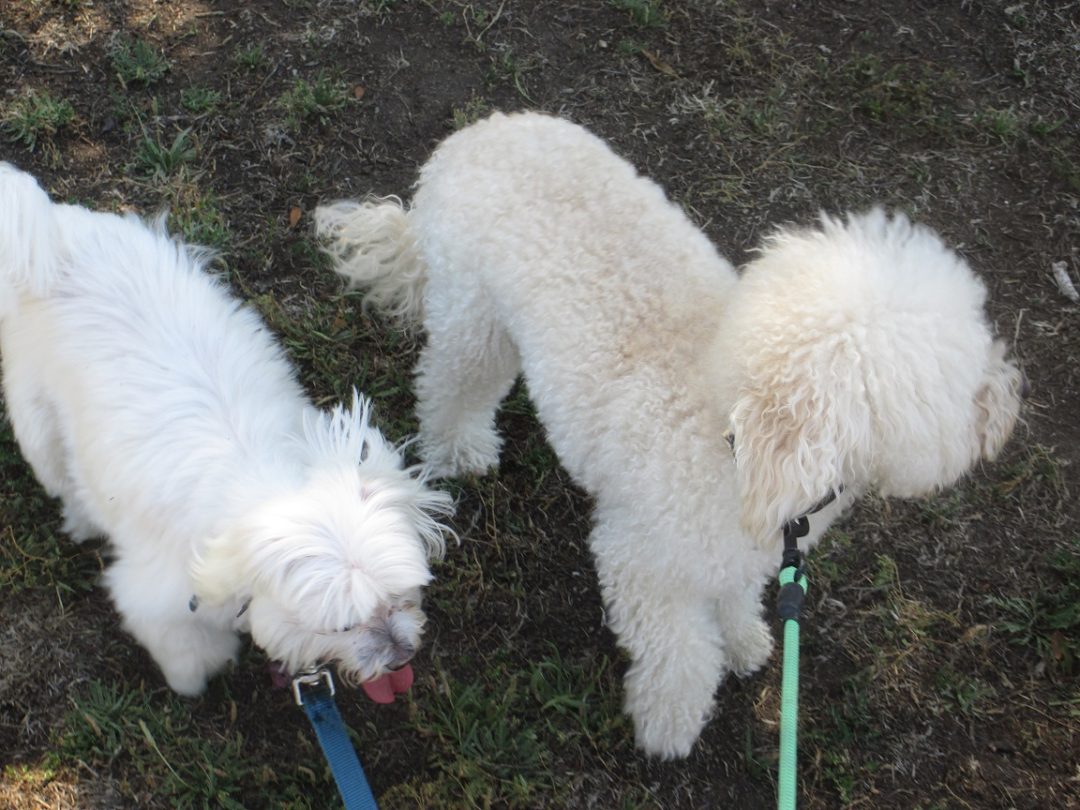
(316, 112, 1024, 758)
(0, 163, 453, 695)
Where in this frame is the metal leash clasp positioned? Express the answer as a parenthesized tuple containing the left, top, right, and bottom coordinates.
(292, 668, 335, 706)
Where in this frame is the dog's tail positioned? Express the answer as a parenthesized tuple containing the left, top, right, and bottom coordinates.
(0, 163, 64, 313)
(314, 195, 427, 327)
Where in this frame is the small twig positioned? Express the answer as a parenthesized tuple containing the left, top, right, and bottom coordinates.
(477, 0, 507, 41)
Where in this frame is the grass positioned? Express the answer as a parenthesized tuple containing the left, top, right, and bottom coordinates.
(278, 72, 351, 128)
(487, 47, 538, 103)
(249, 285, 419, 436)
(989, 538, 1080, 675)
(804, 670, 882, 805)
(2, 92, 75, 151)
(978, 106, 1023, 144)
(997, 443, 1069, 505)
(180, 86, 222, 115)
(674, 79, 793, 144)
(611, 0, 669, 28)
(234, 43, 268, 72)
(167, 182, 231, 250)
(135, 127, 196, 180)
(56, 679, 326, 809)
(933, 666, 997, 719)
(110, 36, 170, 87)
(451, 96, 490, 130)
(384, 650, 627, 807)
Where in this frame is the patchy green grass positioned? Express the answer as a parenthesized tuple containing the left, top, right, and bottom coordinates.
(611, 0, 669, 29)
(451, 96, 490, 130)
(233, 43, 268, 72)
(248, 284, 419, 438)
(277, 72, 351, 129)
(804, 669, 882, 805)
(110, 36, 170, 87)
(180, 86, 222, 115)
(135, 127, 196, 181)
(167, 182, 231, 250)
(990, 538, 1080, 675)
(934, 666, 998, 719)
(384, 650, 628, 807)
(487, 46, 538, 103)
(56, 679, 325, 809)
(2, 92, 75, 151)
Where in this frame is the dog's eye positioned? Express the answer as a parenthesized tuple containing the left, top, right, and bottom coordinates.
(339, 625, 352, 633)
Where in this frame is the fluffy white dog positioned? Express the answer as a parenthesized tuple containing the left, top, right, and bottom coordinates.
(314, 112, 1024, 758)
(0, 164, 453, 698)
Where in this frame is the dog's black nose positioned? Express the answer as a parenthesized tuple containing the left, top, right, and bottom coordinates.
(387, 643, 416, 671)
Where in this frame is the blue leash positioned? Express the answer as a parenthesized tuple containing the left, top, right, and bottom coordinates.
(293, 669, 379, 810)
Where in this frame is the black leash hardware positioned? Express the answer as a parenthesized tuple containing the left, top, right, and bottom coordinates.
(777, 516, 809, 622)
(776, 488, 840, 623)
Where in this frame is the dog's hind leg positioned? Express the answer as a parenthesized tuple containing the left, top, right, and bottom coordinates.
(2, 371, 67, 497)
(1, 355, 103, 541)
(414, 291, 521, 478)
(591, 516, 728, 759)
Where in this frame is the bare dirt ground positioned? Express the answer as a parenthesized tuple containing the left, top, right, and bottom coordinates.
(1, 1, 1078, 808)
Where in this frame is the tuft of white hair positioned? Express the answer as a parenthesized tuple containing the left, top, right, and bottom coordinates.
(314, 195, 428, 326)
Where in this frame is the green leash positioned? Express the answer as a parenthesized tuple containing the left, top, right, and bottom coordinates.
(776, 520, 808, 810)
(775, 488, 838, 810)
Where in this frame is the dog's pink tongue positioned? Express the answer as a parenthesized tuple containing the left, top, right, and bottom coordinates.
(389, 664, 414, 693)
(361, 664, 414, 704)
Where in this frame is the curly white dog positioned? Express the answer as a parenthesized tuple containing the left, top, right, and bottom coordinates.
(0, 164, 453, 698)
(315, 112, 1024, 758)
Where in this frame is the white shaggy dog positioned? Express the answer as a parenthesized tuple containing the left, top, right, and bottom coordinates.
(314, 112, 1024, 758)
(0, 164, 453, 698)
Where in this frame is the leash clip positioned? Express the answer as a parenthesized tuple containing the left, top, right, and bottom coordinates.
(781, 516, 809, 572)
(292, 668, 335, 706)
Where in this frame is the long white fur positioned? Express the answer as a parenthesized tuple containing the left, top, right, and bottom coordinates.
(316, 112, 1024, 758)
(0, 163, 453, 695)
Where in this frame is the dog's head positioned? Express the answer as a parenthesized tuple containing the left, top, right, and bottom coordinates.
(191, 395, 454, 684)
(726, 209, 1024, 544)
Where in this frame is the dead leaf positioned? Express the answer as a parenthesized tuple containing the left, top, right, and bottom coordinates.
(642, 50, 678, 78)
(288, 206, 302, 228)
(959, 624, 990, 644)
(1050, 630, 1066, 662)
(353, 85, 366, 100)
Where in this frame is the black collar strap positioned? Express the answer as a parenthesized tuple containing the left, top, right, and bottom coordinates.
(780, 486, 843, 570)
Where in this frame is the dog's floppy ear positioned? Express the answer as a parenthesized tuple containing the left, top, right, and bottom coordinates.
(188, 519, 382, 630)
(731, 340, 870, 545)
(974, 339, 1024, 461)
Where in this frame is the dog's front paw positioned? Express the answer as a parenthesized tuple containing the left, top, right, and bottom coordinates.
(420, 429, 501, 479)
(624, 664, 715, 759)
(628, 693, 713, 760)
(61, 506, 102, 543)
(147, 625, 240, 697)
(161, 661, 212, 697)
